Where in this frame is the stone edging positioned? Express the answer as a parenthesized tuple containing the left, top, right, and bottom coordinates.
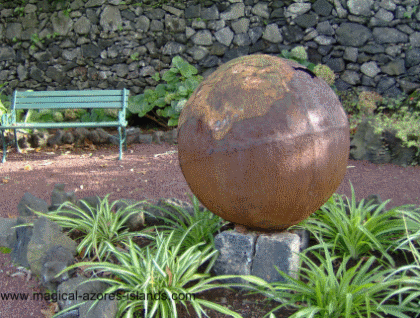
(3, 121, 420, 166)
(2, 127, 178, 151)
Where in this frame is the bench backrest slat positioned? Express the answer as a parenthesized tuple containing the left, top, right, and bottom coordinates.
(12, 89, 127, 110)
(15, 102, 124, 109)
(17, 96, 124, 104)
(15, 90, 124, 97)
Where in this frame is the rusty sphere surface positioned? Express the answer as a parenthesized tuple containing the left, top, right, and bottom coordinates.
(177, 54, 350, 231)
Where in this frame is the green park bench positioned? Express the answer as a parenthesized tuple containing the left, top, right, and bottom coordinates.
(0, 89, 128, 163)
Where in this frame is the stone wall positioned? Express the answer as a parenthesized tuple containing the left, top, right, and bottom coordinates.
(0, 0, 419, 97)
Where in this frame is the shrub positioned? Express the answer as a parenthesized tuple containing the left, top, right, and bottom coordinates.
(377, 89, 420, 114)
(407, 88, 420, 112)
(104, 108, 119, 119)
(64, 109, 78, 121)
(336, 88, 359, 114)
(64, 108, 87, 121)
(128, 56, 203, 127)
(0, 82, 8, 117)
(280, 46, 336, 88)
(289, 46, 308, 61)
(357, 91, 383, 115)
(313, 64, 336, 86)
(280, 46, 316, 72)
(80, 108, 118, 123)
(52, 111, 64, 122)
(370, 107, 420, 160)
(377, 94, 407, 113)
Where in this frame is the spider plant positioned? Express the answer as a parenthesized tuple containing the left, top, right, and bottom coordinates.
(141, 194, 227, 253)
(293, 182, 414, 266)
(247, 236, 420, 318)
(29, 194, 146, 262)
(52, 226, 266, 318)
(387, 207, 420, 317)
(394, 205, 420, 257)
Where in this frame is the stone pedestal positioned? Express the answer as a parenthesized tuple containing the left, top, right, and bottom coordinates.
(212, 229, 308, 285)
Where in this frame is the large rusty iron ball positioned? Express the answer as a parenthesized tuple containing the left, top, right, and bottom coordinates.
(177, 54, 349, 231)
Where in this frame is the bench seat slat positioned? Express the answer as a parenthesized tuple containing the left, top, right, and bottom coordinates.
(15, 90, 124, 97)
(1, 121, 123, 129)
(15, 102, 123, 109)
(16, 96, 124, 104)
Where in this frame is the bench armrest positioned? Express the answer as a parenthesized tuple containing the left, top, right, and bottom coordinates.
(1, 113, 16, 127)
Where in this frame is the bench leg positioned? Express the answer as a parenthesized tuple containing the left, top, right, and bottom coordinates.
(123, 126, 127, 151)
(1, 130, 6, 163)
(118, 126, 123, 160)
(14, 129, 21, 154)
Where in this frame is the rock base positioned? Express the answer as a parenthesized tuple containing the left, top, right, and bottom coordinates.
(212, 229, 307, 285)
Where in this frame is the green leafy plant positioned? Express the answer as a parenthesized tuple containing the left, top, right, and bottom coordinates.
(347, 112, 374, 135)
(405, 88, 420, 113)
(24, 109, 70, 124)
(337, 88, 359, 115)
(52, 111, 64, 122)
(247, 238, 420, 318)
(372, 91, 420, 161)
(313, 64, 336, 86)
(280, 46, 316, 72)
(128, 56, 203, 128)
(63, 108, 88, 121)
(289, 46, 308, 61)
(29, 194, 147, 262)
(130, 52, 140, 61)
(62, 7, 71, 17)
(136, 0, 170, 8)
(45, 32, 60, 40)
(0, 247, 12, 254)
(0, 82, 9, 117)
(28, 109, 53, 123)
(142, 194, 228, 253)
(403, 5, 419, 19)
(370, 107, 420, 153)
(30, 33, 44, 50)
(80, 108, 119, 123)
(357, 91, 383, 115)
(390, 208, 420, 313)
(14, 6, 25, 17)
(394, 206, 420, 256)
(52, 227, 264, 318)
(377, 94, 408, 113)
(280, 47, 336, 86)
(293, 182, 415, 266)
(103, 108, 119, 119)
